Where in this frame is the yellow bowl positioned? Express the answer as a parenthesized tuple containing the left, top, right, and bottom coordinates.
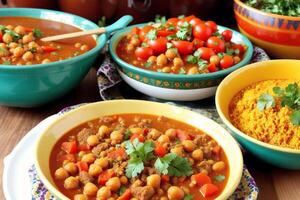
(216, 59, 300, 169)
(35, 100, 243, 200)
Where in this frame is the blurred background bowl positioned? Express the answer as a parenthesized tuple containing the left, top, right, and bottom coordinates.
(234, 0, 300, 59)
(216, 59, 300, 169)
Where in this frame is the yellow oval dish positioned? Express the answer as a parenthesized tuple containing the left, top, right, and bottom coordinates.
(35, 100, 243, 200)
(216, 59, 300, 169)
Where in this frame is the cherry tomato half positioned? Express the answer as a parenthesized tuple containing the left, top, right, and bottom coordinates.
(220, 55, 234, 69)
(193, 23, 212, 41)
(148, 37, 168, 55)
(139, 25, 153, 42)
(231, 44, 245, 56)
(131, 27, 140, 35)
(189, 18, 202, 27)
(157, 29, 176, 37)
(135, 47, 154, 60)
(167, 17, 179, 26)
(197, 47, 216, 60)
(205, 21, 217, 33)
(222, 30, 233, 42)
(172, 40, 193, 55)
(207, 36, 225, 53)
(184, 15, 196, 22)
(193, 38, 204, 49)
(207, 63, 217, 72)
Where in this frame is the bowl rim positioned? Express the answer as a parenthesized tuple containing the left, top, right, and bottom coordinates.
(0, 7, 107, 71)
(234, 0, 300, 20)
(216, 59, 300, 154)
(109, 23, 253, 81)
(35, 99, 243, 200)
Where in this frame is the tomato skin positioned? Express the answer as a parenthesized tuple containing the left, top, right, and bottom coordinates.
(161, 175, 170, 182)
(118, 189, 132, 200)
(207, 63, 217, 72)
(107, 148, 126, 159)
(189, 18, 202, 27)
(41, 46, 57, 53)
(184, 15, 196, 22)
(135, 47, 154, 60)
(207, 36, 225, 53)
(155, 144, 167, 157)
(157, 29, 175, 37)
(220, 55, 234, 69)
(148, 37, 168, 55)
(172, 40, 193, 55)
(61, 141, 77, 154)
(197, 47, 216, 60)
(167, 17, 179, 26)
(193, 23, 212, 41)
(130, 133, 145, 142)
(139, 25, 153, 42)
(192, 173, 212, 186)
(131, 27, 140, 35)
(98, 170, 115, 185)
(192, 38, 204, 49)
(176, 129, 191, 141)
(57, 154, 76, 163)
(77, 161, 89, 172)
(222, 30, 233, 42)
(205, 21, 218, 33)
(78, 144, 91, 151)
(231, 44, 245, 56)
(200, 183, 219, 198)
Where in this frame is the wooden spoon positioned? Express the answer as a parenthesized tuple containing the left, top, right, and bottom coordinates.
(40, 15, 133, 42)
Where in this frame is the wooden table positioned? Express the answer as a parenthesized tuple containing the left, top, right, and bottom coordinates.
(0, 68, 300, 200)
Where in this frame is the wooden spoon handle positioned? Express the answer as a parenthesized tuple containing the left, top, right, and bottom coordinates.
(40, 27, 106, 42)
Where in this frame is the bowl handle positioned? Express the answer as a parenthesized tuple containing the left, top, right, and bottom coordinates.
(105, 15, 133, 34)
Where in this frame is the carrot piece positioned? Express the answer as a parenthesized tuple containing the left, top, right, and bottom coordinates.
(98, 170, 115, 185)
(155, 144, 167, 157)
(77, 161, 89, 172)
(191, 173, 211, 186)
(118, 189, 131, 200)
(78, 144, 91, 151)
(61, 141, 77, 154)
(176, 129, 191, 141)
(41, 46, 57, 53)
(200, 183, 219, 198)
(130, 133, 145, 142)
(161, 175, 170, 182)
(107, 148, 126, 159)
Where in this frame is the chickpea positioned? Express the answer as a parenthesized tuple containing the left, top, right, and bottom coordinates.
(0, 43, 6, 49)
(22, 34, 34, 44)
(9, 42, 18, 49)
(98, 125, 110, 136)
(42, 59, 51, 64)
(3, 33, 13, 44)
(74, 194, 87, 200)
(28, 41, 38, 49)
(126, 43, 134, 52)
(81, 153, 95, 163)
(81, 44, 89, 51)
(14, 25, 26, 35)
(149, 128, 161, 140)
(165, 49, 177, 59)
(95, 157, 109, 169)
(187, 67, 199, 75)
(160, 197, 168, 200)
(84, 182, 98, 196)
(147, 55, 156, 63)
(105, 177, 121, 192)
(157, 54, 168, 66)
(129, 127, 143, 135)
(157, 135, 170, 144)
(63, 162, 78, 175)
(130, 37, 140, 46)
(54, 167, 69, 180)
(89, 164, 102, 176)
(171, 147, 183, 156)
(162, 67, 171, 73)
(97, 186, 111, 199)
(120, 176, 128, 184)
(192, 149, 203, 161)
(87, 135, 99, 146)
(147, 174, 161, 189)
(22, 51, 34, 61)
(75, 43, 82, 48)
(233, 56, 241, 64)
(212, 161, 225, 172)
(64, 176, 79, 189)
(167, 186, 184, 200)
(6, 25, 13, 30)
(110, 130, 123, 143)
(173, 57, 183, 68)
(165, 129, 176, 140)
(13, 47, 24, 58)
(182, 140, 196, 152)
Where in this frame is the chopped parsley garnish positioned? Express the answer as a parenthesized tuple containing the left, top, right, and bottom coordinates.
(124, 129, 132, 140)
(257, 93, 275, 111)
(146, 29, 157, 40)
(184, 194, 193, 200)
(0, 25, 7, 32)
(5, 29, 20, 41)
(186, 55, 198, 64)
(141, 42, 149, 47)
(155, 15, 167, 24)
(214, 175, 226, 182)
(30, 47, 37, 53)
(2, 60, 11, 65)
(197, 59, 208, 70)
(118, 185, 127, 195)
(51, 51, 58, 56)
(167, 24, 176, 31)
(33, 28, 43, 38)
(167, 42, 174, 49)
(179, 68, 186, 74)
(178, 15, 185, 19)
(176, 21, 192, 40)
(154, 153, 192, 177)
(167, 34, 177, 41)
(144, 61, 153, 68)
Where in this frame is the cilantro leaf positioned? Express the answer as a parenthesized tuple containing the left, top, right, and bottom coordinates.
(146, 29, 157, 40)
(33, 28, 43, 38)
(126, 159, 144, 178)
(4, 29, 20, 41)
(144, 61, 153, 68)
(2, 60, 11, 65)
(124, 129, 132, 140)
(290, 110, 300, 126)
(155, 15, 167, 24)
(186, 55, 198, 64)
(214, 175, 226, 182)
(178, 15, 185, 19)
(273, 86, 284, 96)
(176, 21, 192, 40)
(257, 93, 275, 111)
(167, 42, 174, 49)
(184, 194, 193, 200)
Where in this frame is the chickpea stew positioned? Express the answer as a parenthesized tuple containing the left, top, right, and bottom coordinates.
(50, 114, 229, 200)
(116, 15, 247, 75)
(0, 17, 96, 65)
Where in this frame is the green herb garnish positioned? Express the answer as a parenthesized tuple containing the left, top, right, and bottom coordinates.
(124, 129, 132, 140)
(5, 30, 20, 41)
(167, 42, 174, 49)
(214, 175, 226, 182)
(186, 55, 198, 64)
(2, 60, 11, 65)
(33, 28, 43, 38)
(178, 15, 185, 19)
(146, 29, 157, 40)
(144, 61, 153, 68)
(155, 15, 167, 24)
(118, 185, 127, 195)
(184, 194, 193, 200)
(257, 93, 275, 111)
(176, 21, 192, 40)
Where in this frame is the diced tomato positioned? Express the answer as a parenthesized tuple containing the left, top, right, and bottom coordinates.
(200, 183, 219, 198)
(78, 144, 91, 151)
(157, 29, 175, 37)
(41, 46, 57, 53)
(107, 148, 126, 159)
(98, 170, 115, 185)
(139, 25, 153, 42)
(24, 27, 33, 32)
(161, 175, 170, 182)
(166, 18, 179, 26)
(131, 27, 140, 35)
(172, 41, 193, 55)
(184, 15, 196, 22)
(130, 133, 145, 142)
(61, 141, 77, 154)
(57, 154, 76, 163)
(207, 63, 217, 72)
(192, 173, 212, 186)
(0, 32, 2, 42)
(77, 161, 89, 172)
(118, 189, 132, 200)
(176, 129, 191, 141)
(192, 38, 204, 49)
(231, 44, 245, 56)
(213, 145, 221, 155)
(143, 128, 149, 135)
(155, 144, 167, 157)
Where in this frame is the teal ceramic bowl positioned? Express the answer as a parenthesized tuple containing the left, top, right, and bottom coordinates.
(0, 8, 132, 107)
(109, 23, 253, 100)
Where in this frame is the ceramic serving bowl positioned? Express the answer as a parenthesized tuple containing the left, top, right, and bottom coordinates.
(109, 24, 253, 101)
(0, 8, 132, 107)
(35, 100, 243, 200)
(234, 0, 300, 59)
(216, 59, 300, 169)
